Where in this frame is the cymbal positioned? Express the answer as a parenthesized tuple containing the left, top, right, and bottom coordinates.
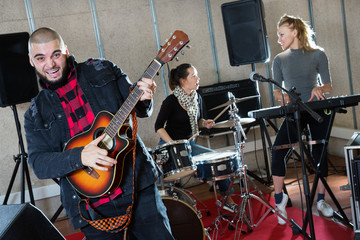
(209, 95, 259, 111)
(213, 118, 256, 128)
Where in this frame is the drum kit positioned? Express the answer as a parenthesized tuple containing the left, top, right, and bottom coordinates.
(150, 93, 287, 240)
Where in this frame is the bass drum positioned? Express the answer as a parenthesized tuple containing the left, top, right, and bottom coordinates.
(161, 187, 205, 240)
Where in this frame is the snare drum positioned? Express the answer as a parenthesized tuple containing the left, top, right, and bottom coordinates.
(193, 150, 240, 181)
(152, 140, 195, 182)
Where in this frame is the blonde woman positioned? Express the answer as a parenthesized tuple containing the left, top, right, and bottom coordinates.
(271, 15, 334, 225)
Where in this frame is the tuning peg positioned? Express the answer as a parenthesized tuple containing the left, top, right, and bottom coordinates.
(180, 51, 184, 55)
(175, 57, 179, 61)
(186, 45, 191, 49)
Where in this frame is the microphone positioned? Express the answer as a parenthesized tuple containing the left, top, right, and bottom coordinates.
(249, 72, 271, 82)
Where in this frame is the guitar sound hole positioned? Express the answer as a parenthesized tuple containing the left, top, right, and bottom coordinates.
(94, 127, 105, 139)
(94, 127, 116, 152)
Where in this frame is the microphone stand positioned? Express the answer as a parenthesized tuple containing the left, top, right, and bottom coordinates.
(266, 78, 322, 240)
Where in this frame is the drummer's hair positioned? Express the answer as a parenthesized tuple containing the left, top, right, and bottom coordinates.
(169, 63, 193, 90)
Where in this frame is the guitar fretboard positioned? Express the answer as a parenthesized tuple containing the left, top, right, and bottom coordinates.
(105, 59, 162, 138)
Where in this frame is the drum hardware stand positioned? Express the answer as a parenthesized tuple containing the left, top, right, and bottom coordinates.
(232, 164, 292, 239)
(204, 93, 248, 239)
(228, 92, 274, 186)
(3, 105, 35, 205)
(206, 177, 238, 240)
(206, 95, 261, 239)
(209, 91, 273, 186)
(225, 95, 294, 239)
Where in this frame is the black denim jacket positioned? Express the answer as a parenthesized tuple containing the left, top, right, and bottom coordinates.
(24, 56, 160, 229)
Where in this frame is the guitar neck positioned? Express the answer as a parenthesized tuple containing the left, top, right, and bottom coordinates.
(104, 59, 162, 138)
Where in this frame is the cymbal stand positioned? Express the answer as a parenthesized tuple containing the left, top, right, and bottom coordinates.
(227, 92, 247, 143)
(227, 99, 291, 239)
(232, 165, 285, 239)
(205, 93, 249, 239)
(207, 177, 236, 240)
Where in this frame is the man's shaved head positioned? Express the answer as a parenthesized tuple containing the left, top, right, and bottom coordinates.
(28, 27, 69, 87)
(28, 27, 66, 54)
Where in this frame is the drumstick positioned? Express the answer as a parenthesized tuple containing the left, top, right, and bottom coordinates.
(188, 131, 201, 141)
(213, 105, 230, 122)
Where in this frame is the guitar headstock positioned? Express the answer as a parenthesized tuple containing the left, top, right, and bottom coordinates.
(157, 30, 190, 64)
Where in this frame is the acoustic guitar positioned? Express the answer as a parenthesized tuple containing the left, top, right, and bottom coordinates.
(65, 30, 189, 197)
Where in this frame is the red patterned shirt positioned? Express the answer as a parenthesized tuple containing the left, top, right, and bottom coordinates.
(55, 67, 123, 202)
(55, 67, 95, 137)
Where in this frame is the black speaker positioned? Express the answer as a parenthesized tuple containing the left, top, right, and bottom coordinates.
(0, 203, 65, 240)
(0, 32, 38, 107)
(221, 0, 270, 66)
(198, 79, 260, 122)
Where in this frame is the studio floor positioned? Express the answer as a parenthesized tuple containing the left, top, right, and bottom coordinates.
(54, 154, 354, 237)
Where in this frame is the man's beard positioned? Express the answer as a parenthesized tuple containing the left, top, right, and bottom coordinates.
(37, 64, 70, 89)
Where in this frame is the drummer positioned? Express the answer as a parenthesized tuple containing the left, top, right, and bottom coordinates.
(154, 63, 237, 212)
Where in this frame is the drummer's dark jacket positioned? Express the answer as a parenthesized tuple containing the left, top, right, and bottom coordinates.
(24, 56, 161, 229)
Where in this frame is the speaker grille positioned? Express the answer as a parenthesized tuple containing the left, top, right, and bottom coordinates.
(198, 79, 260, 122)
(221, 0, 270, 66)
(0, 203, 65, 240)
(0, 32, 38, 107)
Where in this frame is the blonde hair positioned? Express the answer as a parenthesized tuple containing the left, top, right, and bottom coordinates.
(278, 14, 321, 52)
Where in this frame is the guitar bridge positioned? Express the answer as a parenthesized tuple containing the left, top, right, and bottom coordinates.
(85, 167, 100, 179)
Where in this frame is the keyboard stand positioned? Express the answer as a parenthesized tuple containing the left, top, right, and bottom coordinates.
(301, 107, 352, 232)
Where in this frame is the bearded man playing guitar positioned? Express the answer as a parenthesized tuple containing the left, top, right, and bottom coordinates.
(24, 27, 186, 240)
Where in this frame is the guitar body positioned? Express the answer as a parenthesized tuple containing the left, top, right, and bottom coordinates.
(65, 110, 135, 198)
(64, 30, 189, 198)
